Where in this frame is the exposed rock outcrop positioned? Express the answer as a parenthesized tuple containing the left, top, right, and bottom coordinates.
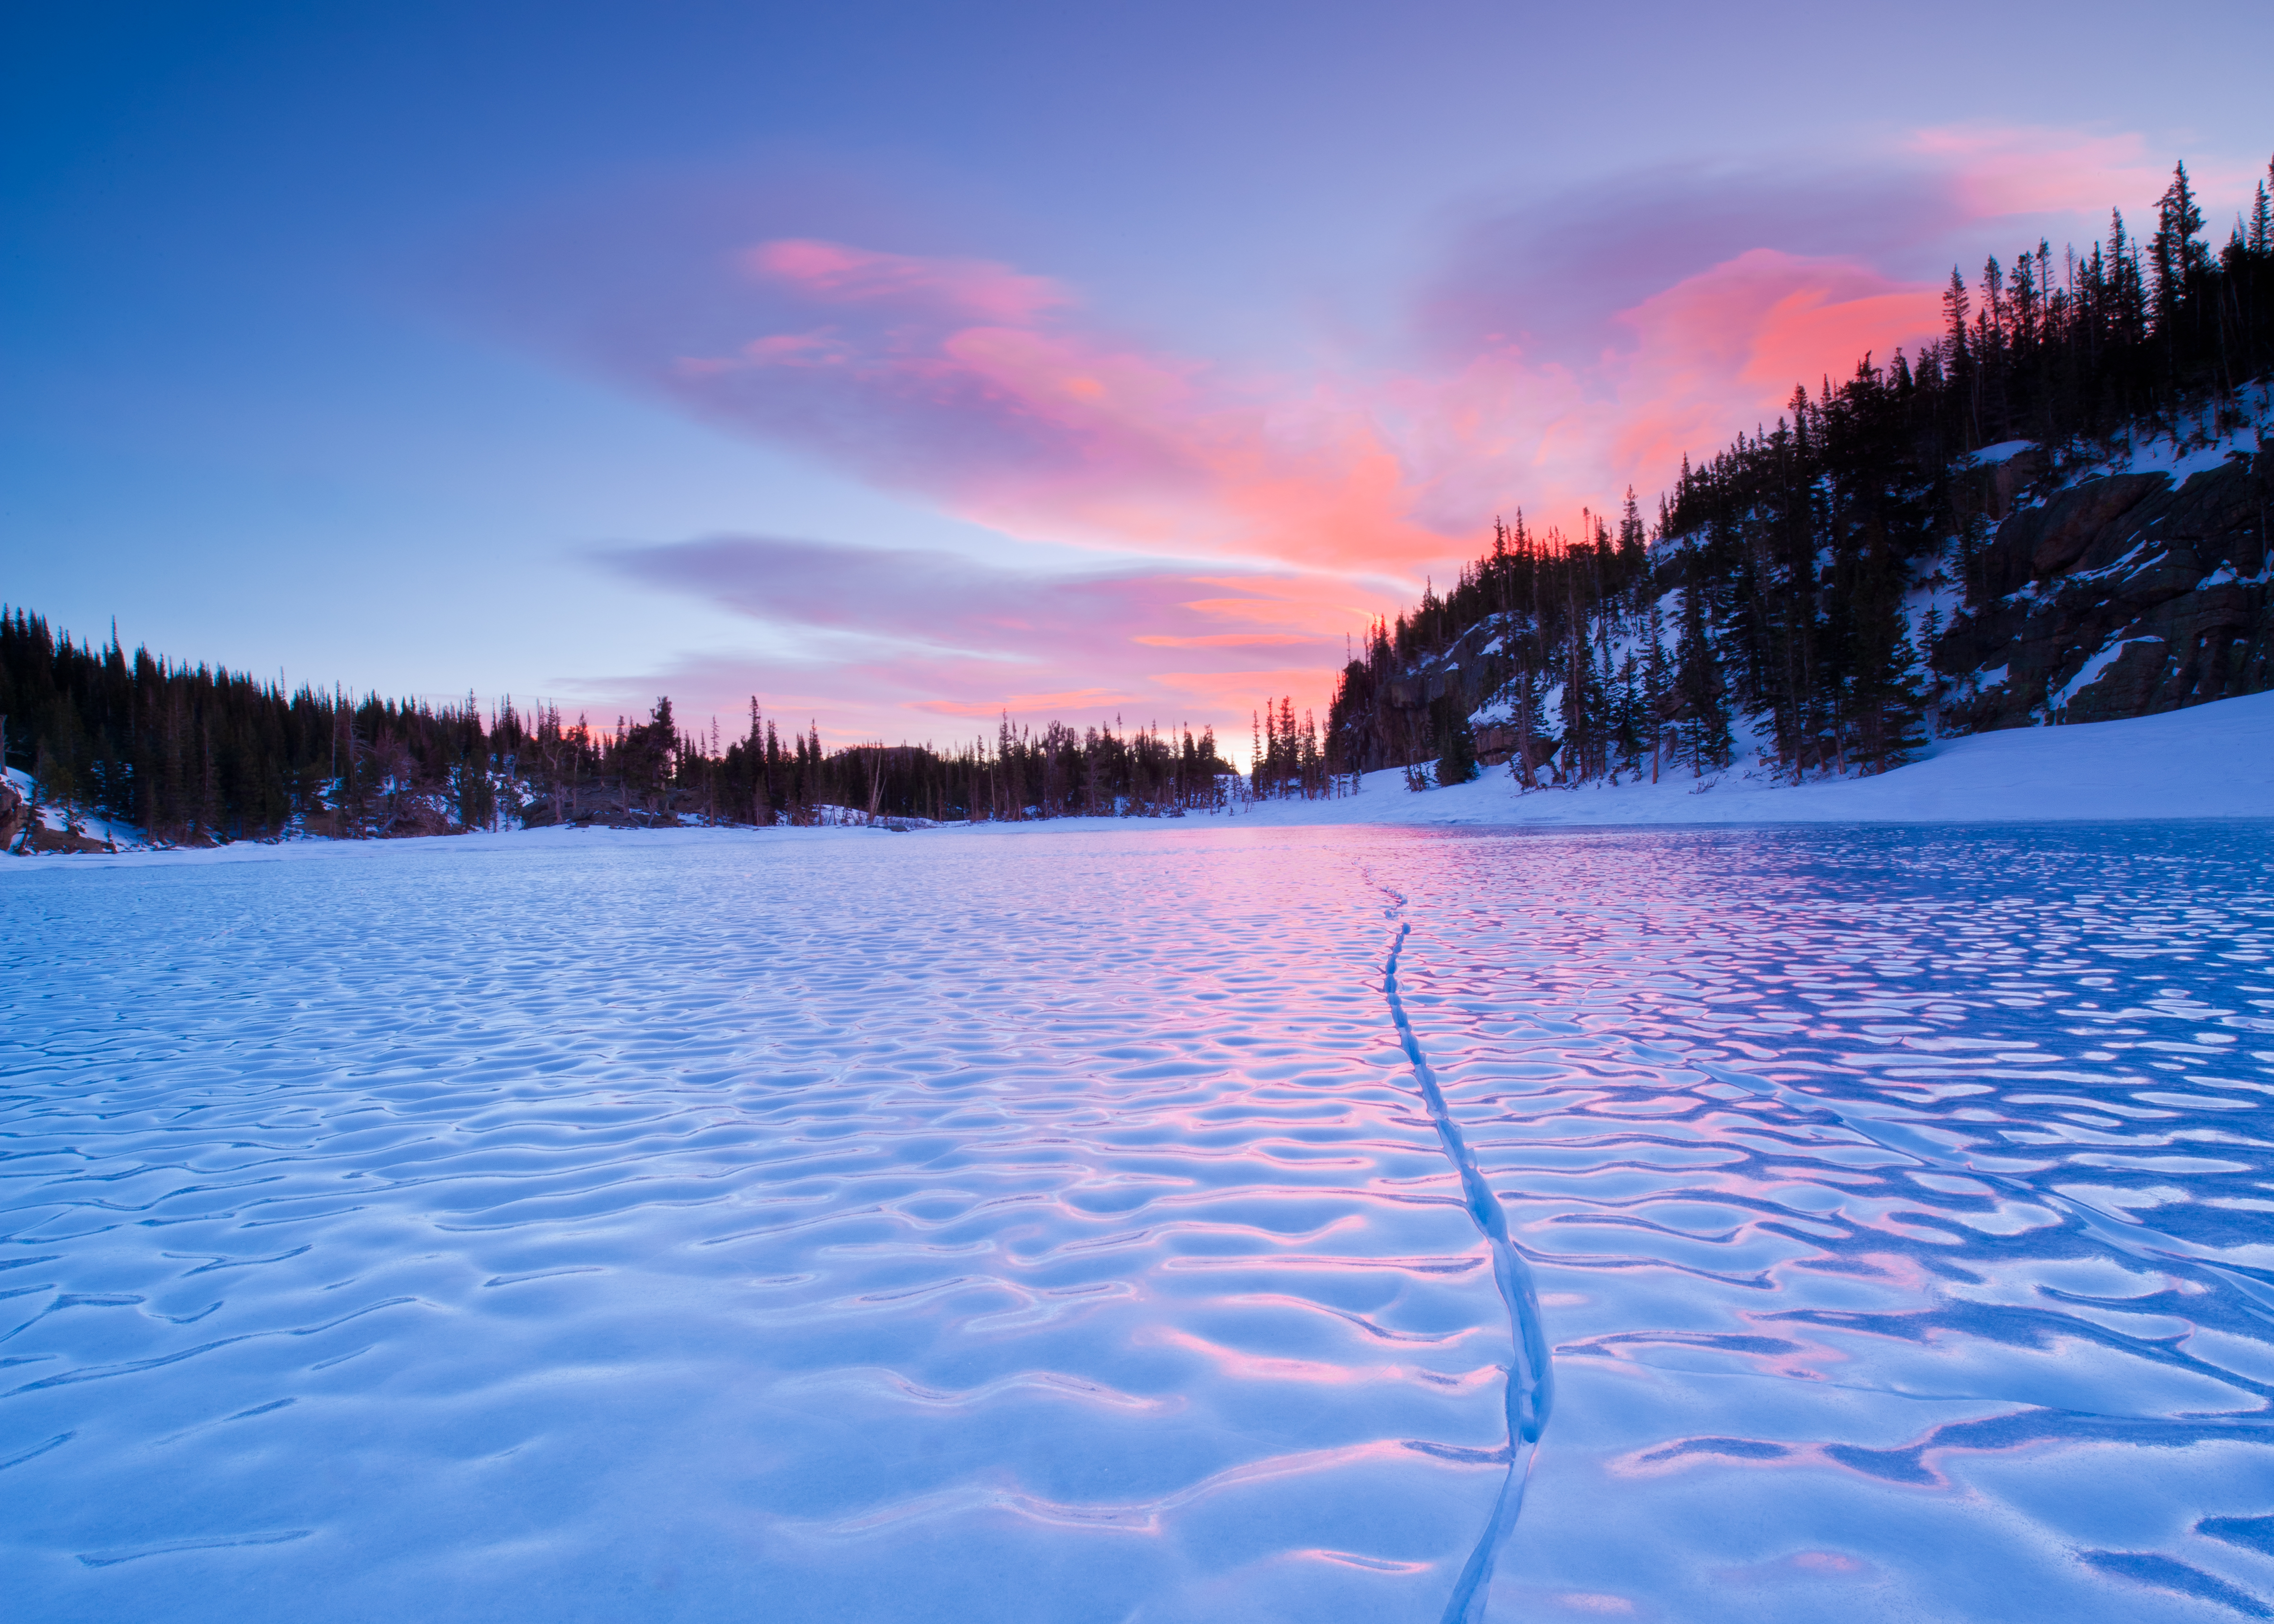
(0, 774, 27, 854)
(1938, 449, 2272, 730)
(1335, 616, 1520, 774)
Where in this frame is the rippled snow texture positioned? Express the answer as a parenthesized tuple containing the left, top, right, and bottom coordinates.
(5, 823, 2274, 1622)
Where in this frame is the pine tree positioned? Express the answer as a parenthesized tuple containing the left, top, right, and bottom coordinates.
(1641, 603, 1672, 784)
(1434, 699, 1478, 785)
(1671, 559, 1732, 775)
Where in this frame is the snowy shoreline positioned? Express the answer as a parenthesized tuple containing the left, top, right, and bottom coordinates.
(1235, 685, 2274, 830)
(4, 690, 2268, 872)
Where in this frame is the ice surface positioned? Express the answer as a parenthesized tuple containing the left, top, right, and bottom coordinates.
(5, 823, 2274, 1622)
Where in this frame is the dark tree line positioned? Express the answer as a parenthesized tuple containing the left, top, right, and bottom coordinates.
(1333, 157, 2274, 786)
(1, 606, 1300, 843)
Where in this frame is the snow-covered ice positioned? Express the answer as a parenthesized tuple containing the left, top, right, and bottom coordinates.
(6, 820, 2274, 1622)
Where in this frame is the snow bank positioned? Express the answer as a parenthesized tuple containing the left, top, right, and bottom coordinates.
(1221, 689, 2274, 830)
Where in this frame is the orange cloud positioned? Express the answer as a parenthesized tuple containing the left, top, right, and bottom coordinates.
(604, 126, 2225, 747)
(679, 236, 1957, 613)
(1130, 633, 1316, 648)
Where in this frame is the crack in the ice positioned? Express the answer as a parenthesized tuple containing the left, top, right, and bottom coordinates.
(1376, 885, 1553, 1624)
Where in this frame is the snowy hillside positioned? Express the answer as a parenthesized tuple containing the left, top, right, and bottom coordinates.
(1330, 383, 2271, 798)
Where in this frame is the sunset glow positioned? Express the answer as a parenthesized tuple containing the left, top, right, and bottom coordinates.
(605, 153, 2125, 733)
(7, 6, 2266, 747)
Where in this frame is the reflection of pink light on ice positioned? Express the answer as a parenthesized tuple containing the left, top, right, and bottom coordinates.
(816, 1440, 1426, 1537)
(1148, 1327, 1367, 1384)
(1707, 1549, 1878, 1588)
(1227, 1293, 1490, 1347)
(1296, 1548, 1434, 1575)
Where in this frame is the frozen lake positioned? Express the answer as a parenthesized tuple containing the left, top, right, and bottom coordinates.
(5, 822, 2274, 1622)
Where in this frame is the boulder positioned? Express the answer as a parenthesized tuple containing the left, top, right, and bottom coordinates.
(0, 776, 26, 854)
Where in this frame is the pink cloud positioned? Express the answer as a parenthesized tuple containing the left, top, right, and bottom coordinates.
(912, 688, 1135, 718)
(669, 226, 1951, 589)
(1620, 251, 1940, 393)
(1130, 633, 1313, 649)
(1907, 125, 2177, 221)
(587, 535, 1353, 747)
(630, 237, 1948, 751)
(744, 238, 1070, 323)
(1382, 250, 1943, 540)
(674, 237, 1456, 571)
(534, 124, 2246, 748)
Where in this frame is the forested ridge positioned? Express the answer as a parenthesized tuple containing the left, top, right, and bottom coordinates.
(1332, 158, 2274, 787)
(0, 610, 1350, 844)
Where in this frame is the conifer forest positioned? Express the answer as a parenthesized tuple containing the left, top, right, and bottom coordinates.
(0, 618, 1301, 841)
(1331, 159, 2274, 786)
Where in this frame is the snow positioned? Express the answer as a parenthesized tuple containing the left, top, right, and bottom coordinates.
(2062, 539, 2165, 587)
(2200, 560, 2273, 589)
(5, 811, 2273, 1622)
(4, 766, 139, 851)
(2049, 635, 2161, 713)
(1222, 690, 2274, 830)
(1966, 437, 2037, 466)
(2082, 383, 2274, 485)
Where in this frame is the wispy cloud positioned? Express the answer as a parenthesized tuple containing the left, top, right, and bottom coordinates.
(647, 131, 2170, 576)
(584, 534, 1357, 742)
(743, 238, 1071, 323)
(502, 123, 2231, 741)
(1904, 125, 2179, 219)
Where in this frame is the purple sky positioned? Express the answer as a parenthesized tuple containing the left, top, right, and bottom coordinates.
(6, 1, 2270, 752)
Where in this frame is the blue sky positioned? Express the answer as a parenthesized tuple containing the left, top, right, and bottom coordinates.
(6, 0, 2269, 743)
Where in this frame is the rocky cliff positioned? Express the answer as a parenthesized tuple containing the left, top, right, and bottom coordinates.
(0, 773, 26, 853)
(1938, 445, 2271, 730)
(1330, 428, 2273, 786)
